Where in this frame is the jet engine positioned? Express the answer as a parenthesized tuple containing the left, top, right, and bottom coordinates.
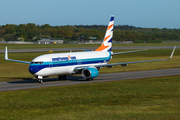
(82, 67, 99, 79)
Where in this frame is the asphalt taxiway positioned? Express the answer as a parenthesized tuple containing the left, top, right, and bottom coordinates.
(0, 68, 180, 92)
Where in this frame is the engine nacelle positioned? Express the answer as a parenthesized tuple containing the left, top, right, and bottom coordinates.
(82, 67, 99, 79)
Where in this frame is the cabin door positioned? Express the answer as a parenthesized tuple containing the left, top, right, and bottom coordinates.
(77, 59, 82, 65)
(49, 61, 53, 68)
(48, 61, 53, 75)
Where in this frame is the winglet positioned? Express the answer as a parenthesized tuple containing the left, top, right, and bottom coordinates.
(5, 47, 8, 60)
(4, 47, 31, 64)
(168, 46, 176, 60)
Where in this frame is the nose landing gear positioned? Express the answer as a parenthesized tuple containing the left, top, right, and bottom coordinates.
(38, 76, 43, 83)
(38, 79, 43, 83)
(37, 75, 67, 83)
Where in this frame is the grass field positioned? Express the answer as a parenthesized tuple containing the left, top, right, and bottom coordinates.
(0, 76, 180, 120)
(0, 49, 180, 82)
(0, 43, 180, 50)
(0, 44, 180, 119)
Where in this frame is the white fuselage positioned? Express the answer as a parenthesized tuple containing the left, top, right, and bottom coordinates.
(28, 51, 112, 77)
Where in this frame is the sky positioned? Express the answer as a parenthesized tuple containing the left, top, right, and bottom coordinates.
(0, 0, 180, 28)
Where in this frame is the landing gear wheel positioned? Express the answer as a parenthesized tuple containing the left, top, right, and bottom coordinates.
(86, 78, 93, 81)
(38, 79, 43, 83)
(58, 75, 62, 80)
(58, 75, 66, 80)
(62, 75, 66, 80)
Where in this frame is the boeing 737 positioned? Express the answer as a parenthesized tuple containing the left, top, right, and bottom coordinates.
(5, 15, 176, 83)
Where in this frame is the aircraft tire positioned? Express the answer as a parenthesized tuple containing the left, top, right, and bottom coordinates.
(86, 78, 93, 81)
(62, 75, 66, 80)
(58, 75, 62, 80)
(38, 79, 43, 83)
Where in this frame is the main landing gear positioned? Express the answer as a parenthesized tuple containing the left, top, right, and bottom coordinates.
(86, 78, 93, 81)
(58, 75, 66, 80)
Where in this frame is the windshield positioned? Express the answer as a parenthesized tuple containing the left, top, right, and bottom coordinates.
(31, 61, 43, 64)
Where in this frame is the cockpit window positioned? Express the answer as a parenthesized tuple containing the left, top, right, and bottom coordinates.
(31, 61, 43, 64)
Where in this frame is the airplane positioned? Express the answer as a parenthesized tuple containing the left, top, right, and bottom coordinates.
(5, 15, 176, 83)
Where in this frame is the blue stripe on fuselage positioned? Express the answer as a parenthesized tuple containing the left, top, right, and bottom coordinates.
(29, 53, 111, 74)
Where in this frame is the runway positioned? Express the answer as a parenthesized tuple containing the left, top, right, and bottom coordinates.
(0, 68, 180, 92)
(0, 46, 179, 53)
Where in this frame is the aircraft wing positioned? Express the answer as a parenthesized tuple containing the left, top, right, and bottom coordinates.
(73, 66, 92, 73)
(112, 49, 147, 55)
(5, 47, 31, 64)
(95, 46, 176, 68)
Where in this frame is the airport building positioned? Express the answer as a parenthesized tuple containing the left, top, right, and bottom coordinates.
(38, 38, 63, 44)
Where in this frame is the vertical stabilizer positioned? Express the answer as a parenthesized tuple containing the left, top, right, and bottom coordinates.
(95, 15, 114, 51)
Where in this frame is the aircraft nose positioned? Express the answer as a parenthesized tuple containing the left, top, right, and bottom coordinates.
(29, 65, 37, 75)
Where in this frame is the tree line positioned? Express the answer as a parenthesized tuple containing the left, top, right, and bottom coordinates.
(0, 23, 180, 42)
